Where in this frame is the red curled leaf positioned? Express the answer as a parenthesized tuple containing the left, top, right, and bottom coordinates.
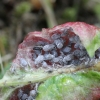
(12, 22, 100, 70)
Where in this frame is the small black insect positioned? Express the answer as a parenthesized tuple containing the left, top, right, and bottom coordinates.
(47, 69, 53, 73)
(33, 46, 43, 50)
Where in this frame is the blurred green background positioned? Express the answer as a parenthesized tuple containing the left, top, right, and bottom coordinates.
(0, 0, 100, 78)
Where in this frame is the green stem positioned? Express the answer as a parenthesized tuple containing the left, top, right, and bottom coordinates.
(0, 63, 100, 88)
(39, 0, 57, 28)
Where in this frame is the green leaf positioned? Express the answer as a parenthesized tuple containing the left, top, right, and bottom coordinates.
(0, 87, 16, 100)
(86, 30, 100, 57)
(36, 70, 100, 100)
(14, 1, 31, 17)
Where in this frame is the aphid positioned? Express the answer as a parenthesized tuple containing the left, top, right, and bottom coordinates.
(43, 44, 55, 51)
(44, 54, 54, 60)
(34, 49, 42, 56)
(74, 42, 80, 49)
(53, 57, 60, 63)
(51, 33, 61, 40)
(79, 44, 84, 50)
(42, 61, 48, 67)
(20, 58, 28, 67)
(69, 37, 75, 43)
(30, 90, 37, 97)
(63, 54, 74, 62)
(73, 50, 81, 58)
(79, 51, 87, 57)
(34, 55, 44, 65)
(51, 50, 58, 57)
(71, 60, 79, 66)
(47, 69, 53, 73)
(84, 57, 90, 65)
(62, 46, 71, 53)
(17, 89, 23, 99)
(21, 94, 28, 100)
(58, 56, 64, 65)
(54, 38, 64, 49)
(74, 35, 80, 42)
(33, 46, 43, 50)
(61, 29, 68, 37)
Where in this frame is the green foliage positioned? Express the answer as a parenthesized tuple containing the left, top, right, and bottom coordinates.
(86, 30, 100, 57)
(0, 63, 11, 79)
(14, 1, 31, 17)
(0, 35, 8, 55)
(36, 71, 100, 100)
(62, 7, 77, 21)
(0, 87, 16, 100)
(94, 3, 100, 21)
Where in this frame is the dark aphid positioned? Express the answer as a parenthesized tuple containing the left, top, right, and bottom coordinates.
(34, 49, 42, 55)
(44, 54, 54, 60)
(63, 54, 74, 62)
(95, 49, 100, 58)
(96, 53, 100, 59)
(36, 41, 46, 46)
(73, 50, 81, 58)
(74, 42, 80, 49)
(17, 89, 23, 99)
(47, 69, 53, 73)
(71, 60, 79, 66)
(51, 50, 58, 57)
(79, 50, 87, 57)
(61, 27, 73, 37)
(33, 46, 43, 50)
(79, 44, 85, 50)
(62, 46, 71, 53)
(21, 94, 28, 100)
(74, 35, 80, 42)
(51, 33, 61, 40)
(54, 38, 64, 49)
(43, 44, 55, 51)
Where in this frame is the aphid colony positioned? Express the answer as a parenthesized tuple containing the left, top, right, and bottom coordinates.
(31, 27, 99, 68)
(9, 83, 39, 100)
